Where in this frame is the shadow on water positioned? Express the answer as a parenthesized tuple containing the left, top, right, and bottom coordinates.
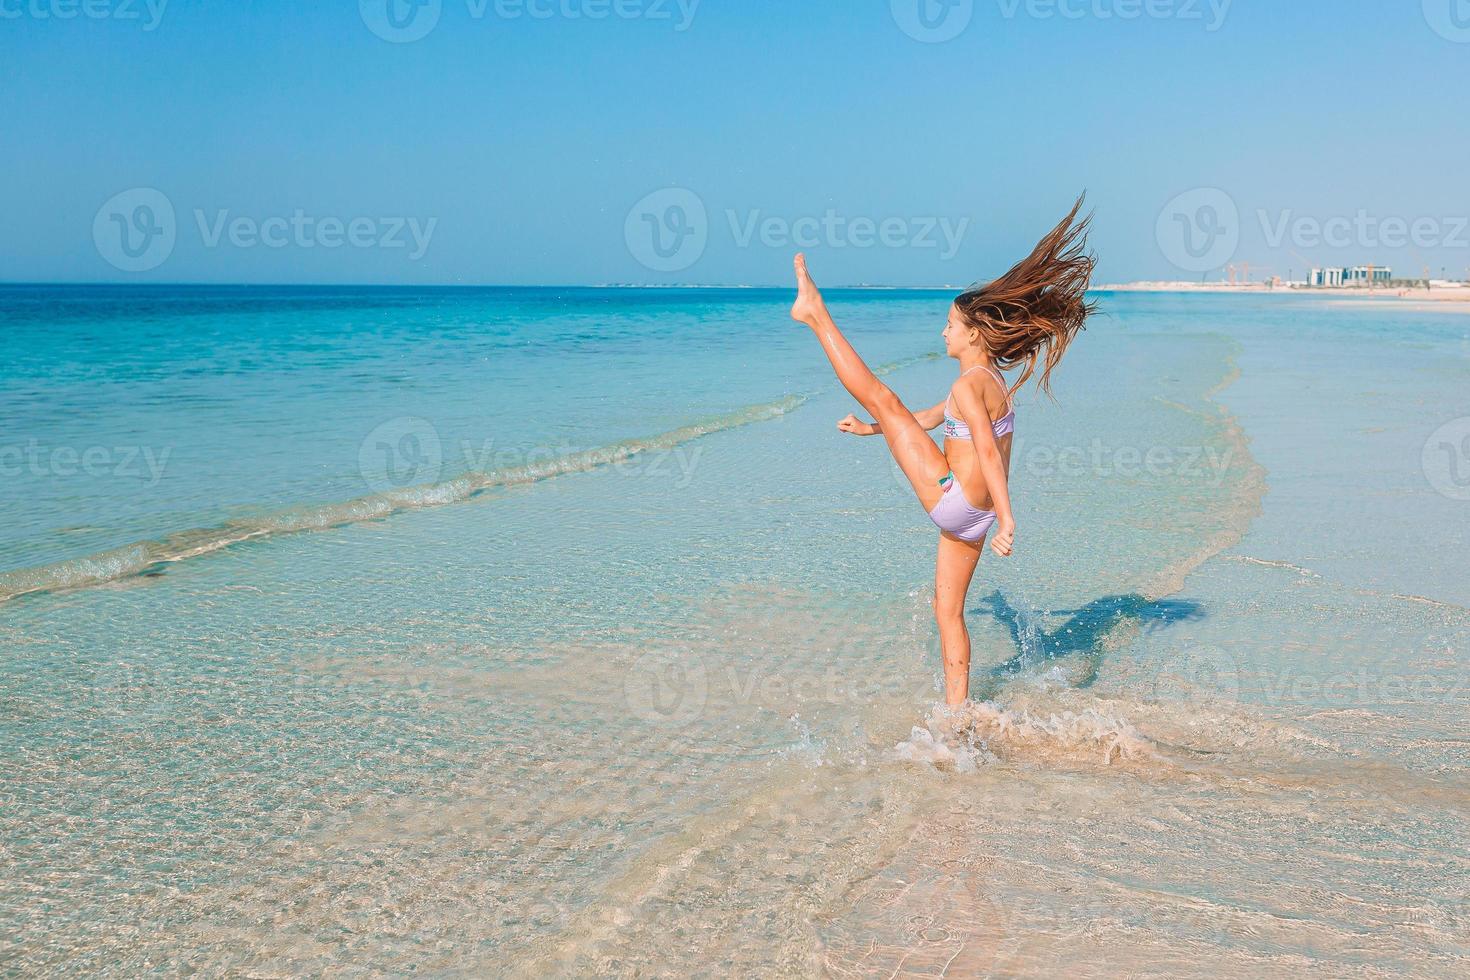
(970, 591, 1205, 698)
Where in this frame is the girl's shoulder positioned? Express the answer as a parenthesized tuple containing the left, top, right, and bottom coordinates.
(952, 370, 1006, 410)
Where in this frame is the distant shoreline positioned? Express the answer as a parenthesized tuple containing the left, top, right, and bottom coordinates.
(1095, 281, 1470, 307)
(6, 281, 1470, 305)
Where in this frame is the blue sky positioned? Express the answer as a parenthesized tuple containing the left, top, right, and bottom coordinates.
(3, 0, 1468, 285)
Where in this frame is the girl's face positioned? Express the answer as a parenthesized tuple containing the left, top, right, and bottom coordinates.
(942, 304, 976, 358)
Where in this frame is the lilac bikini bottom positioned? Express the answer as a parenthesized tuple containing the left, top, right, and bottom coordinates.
(927, 474, 997, 542)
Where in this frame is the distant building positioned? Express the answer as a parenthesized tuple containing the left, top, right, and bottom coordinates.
(1345, 266, 1392, 284)
(1309, 266, 1392, 287)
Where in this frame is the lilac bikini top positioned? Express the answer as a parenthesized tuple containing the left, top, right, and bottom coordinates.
(942, 364, 1015, 441)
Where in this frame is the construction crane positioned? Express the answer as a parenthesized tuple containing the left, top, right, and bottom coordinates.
(1288, 248, 1314, 286)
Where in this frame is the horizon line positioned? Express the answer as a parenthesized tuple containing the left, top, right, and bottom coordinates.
(0, 280, 980, 291)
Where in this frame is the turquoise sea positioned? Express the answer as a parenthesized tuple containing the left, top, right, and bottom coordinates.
(2, 286, 1468, 975)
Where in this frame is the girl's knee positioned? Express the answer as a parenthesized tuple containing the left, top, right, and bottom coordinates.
(932, 595, 965, 625)
(873, 384, 903, 415)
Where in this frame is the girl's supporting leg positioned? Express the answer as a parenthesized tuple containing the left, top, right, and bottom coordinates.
(934, 530, 984, 706)
(791, 254, 950, 511)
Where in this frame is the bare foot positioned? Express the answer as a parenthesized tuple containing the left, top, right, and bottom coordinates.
(790, 253, 828, 326)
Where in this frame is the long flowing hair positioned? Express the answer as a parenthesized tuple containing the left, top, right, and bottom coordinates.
(955, 195, 1096, 398)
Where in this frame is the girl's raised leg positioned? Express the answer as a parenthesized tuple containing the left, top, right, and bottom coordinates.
(791, 254, 950, 511)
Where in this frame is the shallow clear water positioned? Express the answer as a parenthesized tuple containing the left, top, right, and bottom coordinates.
(2, 287, 1467, 975)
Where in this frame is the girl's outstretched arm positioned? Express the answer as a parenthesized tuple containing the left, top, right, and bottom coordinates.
(838, 401, 945, 436)
(950, 382, 1016, 557)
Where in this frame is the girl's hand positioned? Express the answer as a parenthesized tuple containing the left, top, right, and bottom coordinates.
(837, 413, 872, 436)
(990, 521, 1015, 558)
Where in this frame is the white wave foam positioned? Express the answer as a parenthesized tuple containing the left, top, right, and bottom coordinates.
(0, 392, 814, 603)
(891, 700, 1157, 771)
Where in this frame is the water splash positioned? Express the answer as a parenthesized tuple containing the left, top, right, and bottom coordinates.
(892, 699, 1157, 771)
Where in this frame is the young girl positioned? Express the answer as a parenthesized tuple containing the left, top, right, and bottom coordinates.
(790, 197, 1095, 707)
